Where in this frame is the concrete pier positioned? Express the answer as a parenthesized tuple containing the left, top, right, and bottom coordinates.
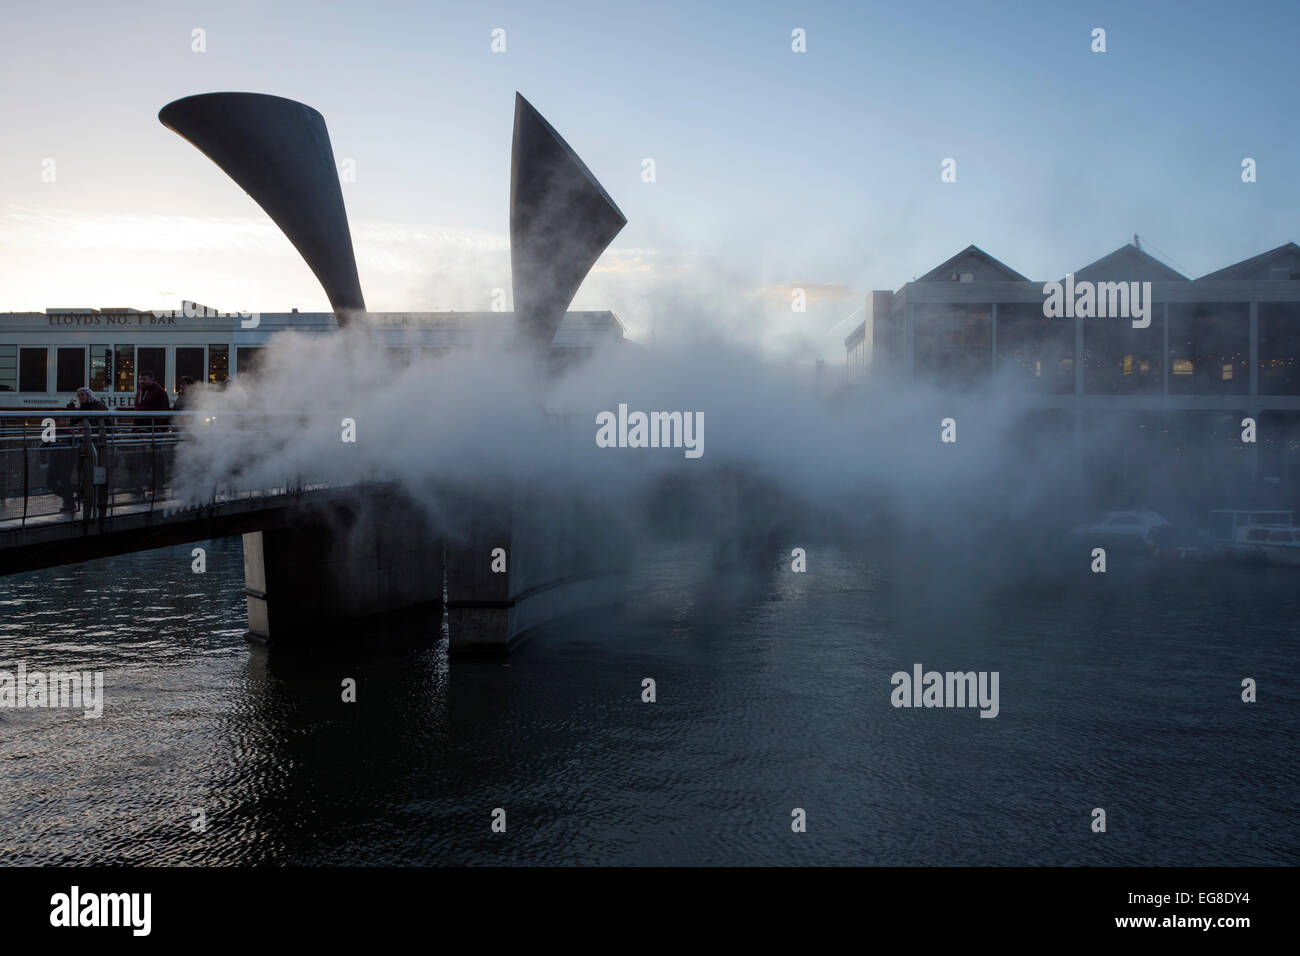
(242, 493, 443, 644)
(240, 484, 630, 653)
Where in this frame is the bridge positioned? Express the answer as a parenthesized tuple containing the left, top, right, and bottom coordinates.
(0, 409, 628, 653)
(1, 88, 637, 652)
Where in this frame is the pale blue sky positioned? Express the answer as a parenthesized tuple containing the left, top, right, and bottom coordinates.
(2, 0, 1298, 359)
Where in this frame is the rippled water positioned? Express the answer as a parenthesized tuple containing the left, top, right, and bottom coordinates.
(1, 537, 1297, 865)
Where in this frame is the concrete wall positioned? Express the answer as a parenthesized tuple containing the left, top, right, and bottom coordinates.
(242, 493, 443, 644)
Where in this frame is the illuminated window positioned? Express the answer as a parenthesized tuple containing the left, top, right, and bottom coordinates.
(1123, 354, 1133, 375)
(89, 344, 111, 392)
(1222, 364, 1234, 380)
(114, 344, 135, 391)
(208, 345, 228, 383)
(1173, 359, 1194, 376)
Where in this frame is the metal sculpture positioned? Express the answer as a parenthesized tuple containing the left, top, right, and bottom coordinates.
(161, 90, 624, 349)
(158, 92, 366, 321)
(509, 93, 627, 350)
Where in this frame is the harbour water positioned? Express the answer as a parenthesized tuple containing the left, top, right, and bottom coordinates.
(0, 536, 1296, 865)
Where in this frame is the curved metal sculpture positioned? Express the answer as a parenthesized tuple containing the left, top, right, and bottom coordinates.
(510, 93, 627, 351)
(159, 92, 366, 322)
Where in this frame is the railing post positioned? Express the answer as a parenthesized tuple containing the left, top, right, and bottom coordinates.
(149, 418, 156, 512)
(21, 417, 29, 528)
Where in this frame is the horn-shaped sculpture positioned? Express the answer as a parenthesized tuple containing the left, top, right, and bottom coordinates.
(158, 92, 366, 322)
(510, 93, 627, 351)
(160, 91, 625, 349)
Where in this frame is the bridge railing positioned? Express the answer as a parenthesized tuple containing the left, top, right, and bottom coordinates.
(0, 410, 327, 531)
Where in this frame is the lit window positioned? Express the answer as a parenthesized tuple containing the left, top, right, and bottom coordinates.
(1123, 354, 1133, 375)
(1222, 364, 1233, 380)
(1173, 359, 1193, 376)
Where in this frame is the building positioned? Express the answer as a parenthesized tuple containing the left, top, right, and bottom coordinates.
(0, 307, 626, 408)
(844, 241, 1300, 506)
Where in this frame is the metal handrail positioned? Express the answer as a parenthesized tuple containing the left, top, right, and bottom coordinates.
(1, 409, 341, 533)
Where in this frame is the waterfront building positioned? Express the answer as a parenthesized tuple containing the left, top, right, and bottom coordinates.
(844, 241, 1300, 506)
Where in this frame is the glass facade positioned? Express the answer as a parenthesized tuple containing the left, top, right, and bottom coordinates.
(1083, 311, 1163, 394)
(1168, 304, 1248, 395)
(995, 303, 1074, 393)
(912, 304, 991, 390)
(1259, 303, 1300, 396)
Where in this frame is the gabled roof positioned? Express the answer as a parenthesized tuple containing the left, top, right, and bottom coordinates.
(1197, 242, 1300, 281)
(916, 245, 1028, 283)
(1071, 243, 1187, 282)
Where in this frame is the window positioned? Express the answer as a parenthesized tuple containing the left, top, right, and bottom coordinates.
(236, 346, 267, 377)
(175, 347, 204, 392)
(0, 346, 15, 392)
(1268, 530, 1294, 543)
(1084, 312, 1163, 395)
(1256, 513, 1292, 526)
(89, 345, 111, 392)
(995, 303, 1074, 394)
(19, 348, 48, 392)
(115, 344, 135, 392)
(1168, 303, 1248, 395)
(208, 345, 228, 384)
(913, 304, 992, 391)
(56, 347, 86, 392)
(1259, 303, 1300, 396)
(138, 347, 165, 387)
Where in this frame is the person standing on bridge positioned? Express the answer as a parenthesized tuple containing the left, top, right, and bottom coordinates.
(134, 370, 171, 431)
(172, 375, 196, 413)
(131, 370, 171, 500)
(55, 387, 107, 514)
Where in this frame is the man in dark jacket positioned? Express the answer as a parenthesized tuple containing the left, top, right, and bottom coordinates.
(135, 370, 170, 410)
(132, 370, 172, 499)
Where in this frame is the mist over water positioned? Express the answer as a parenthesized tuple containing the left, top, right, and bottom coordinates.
(5, 308, 1298, 866)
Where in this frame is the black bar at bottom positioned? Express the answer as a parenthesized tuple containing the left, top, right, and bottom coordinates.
(0, 865, 1281, 942)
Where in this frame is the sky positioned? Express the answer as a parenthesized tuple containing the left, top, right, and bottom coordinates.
(2, 0, 1299, 361)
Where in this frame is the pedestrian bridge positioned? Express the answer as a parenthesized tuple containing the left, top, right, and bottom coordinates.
(0, 410, 626, 653)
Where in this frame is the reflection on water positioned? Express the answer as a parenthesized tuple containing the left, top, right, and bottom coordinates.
(0, 536, 1297, 865)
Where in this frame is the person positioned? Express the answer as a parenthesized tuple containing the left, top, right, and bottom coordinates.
(130, 371, 170, 499)
(134, 370, 171, 430)
(172, 375, 196, 412)
(55, 387, 108, 513)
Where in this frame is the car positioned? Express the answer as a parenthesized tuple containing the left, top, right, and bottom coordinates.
(1069, 510, 1170, 551)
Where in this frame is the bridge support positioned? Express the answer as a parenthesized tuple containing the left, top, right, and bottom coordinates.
(442, 485, 631, 654)
(242, 495, 444, 644)
(444, 506, 514, 654)
(240, 486, 629, 653)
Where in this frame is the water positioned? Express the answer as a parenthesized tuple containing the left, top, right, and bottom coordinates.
(0, 537, 1296, 865)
